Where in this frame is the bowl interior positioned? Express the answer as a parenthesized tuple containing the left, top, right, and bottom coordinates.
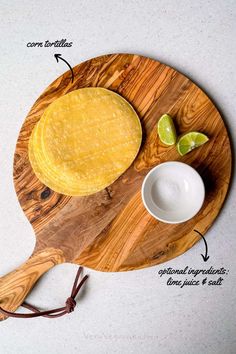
(142, 162, 205, 223)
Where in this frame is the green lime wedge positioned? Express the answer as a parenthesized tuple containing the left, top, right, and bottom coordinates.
(157, 114, 177, 145)
(177, 132, 209, 156)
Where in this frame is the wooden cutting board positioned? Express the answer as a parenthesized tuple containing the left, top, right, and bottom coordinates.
(0, 53, 231, 320)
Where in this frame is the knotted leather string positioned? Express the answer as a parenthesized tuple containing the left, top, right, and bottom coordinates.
(0, 267, 88, 318)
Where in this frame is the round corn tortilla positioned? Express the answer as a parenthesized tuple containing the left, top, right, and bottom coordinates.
(29, 88, 142, 196)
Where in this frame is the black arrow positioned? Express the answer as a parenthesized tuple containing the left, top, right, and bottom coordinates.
(54, 54, 74, 83)
(194, 229, 210, 262)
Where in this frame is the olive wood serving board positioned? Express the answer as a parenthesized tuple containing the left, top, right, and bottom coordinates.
(0, 53, 231, 320)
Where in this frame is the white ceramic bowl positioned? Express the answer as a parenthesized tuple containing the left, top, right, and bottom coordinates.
(141, 161, 205, 224)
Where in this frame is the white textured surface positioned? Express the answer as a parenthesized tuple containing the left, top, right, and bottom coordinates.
(0, 1, 235, 353)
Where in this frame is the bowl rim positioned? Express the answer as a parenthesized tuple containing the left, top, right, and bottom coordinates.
(141, 161, 205, 224)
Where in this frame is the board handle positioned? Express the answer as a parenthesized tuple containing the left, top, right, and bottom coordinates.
(0, 248, 64, 321)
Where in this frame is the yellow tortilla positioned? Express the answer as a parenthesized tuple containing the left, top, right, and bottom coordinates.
(29, 88, 142, 196)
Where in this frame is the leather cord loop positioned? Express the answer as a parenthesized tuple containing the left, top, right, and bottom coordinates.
(0, 267, 88, 319)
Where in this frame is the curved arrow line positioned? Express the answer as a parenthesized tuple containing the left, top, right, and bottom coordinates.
(54, 54, 74, 83)
(194, 229, 209, 261)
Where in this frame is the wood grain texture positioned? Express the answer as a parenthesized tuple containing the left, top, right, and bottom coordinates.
(0, 53, 231, 318)
(0, 248, 64, 321)
(13, 53, 232, 268)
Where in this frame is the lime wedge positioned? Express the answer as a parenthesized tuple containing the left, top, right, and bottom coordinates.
(157, 114, 177, 145)
(177, 132, 209, 156)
